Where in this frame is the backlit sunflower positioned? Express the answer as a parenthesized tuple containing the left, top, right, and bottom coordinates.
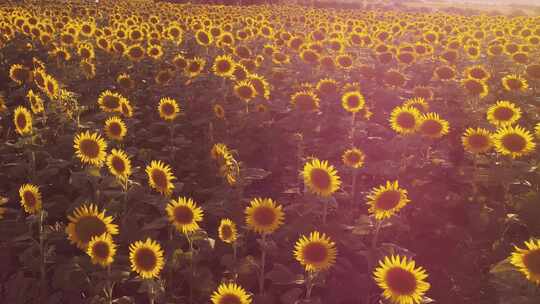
(303, 158, 341, 197)
(493, 125, 536, 159)
(211, 283, 252, 304)
(87, 233, 116, 267)
(462, 78, 488, 98)
(418, 113, 450, 138)
(487, 100, 521, 127)
(66, 204, 119, 249)
(218, 219, 237, 244)
(73, 131, 107, 167)
(461, 128, 493, 154)
(13, 106, 33, 135)
(97, 90, 124, 113)
(294, 231, 337, 272)
(390, 106, 421, 135)
(104, 116, 127, 141)
(212, 54, 235, 78)
(245, 197, 285, 235)
(502, 74, 528, 93)
(234, 80, 257, 102)
(510, 239, 540, 284)
(158, 97, 180, 121)
(106, 149, 132, 182)
(341, 90, 365, 113)
(374, 255, 430, 304)
(9, 63, 31, 85)
(166, 196, 204, 234)
(342, 148, 366, 169)
(145, 160, 176, 196)
(366, 181, 410, 220)
(129, 238, 165, 279)
(291, 90, 320, 112)
(19, 184, 42, 214)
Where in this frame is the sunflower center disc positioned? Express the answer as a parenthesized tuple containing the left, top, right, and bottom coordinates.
(386, 267, 417, 295)
(421, 120, 442, 136)
(23, 191, 36, 208)
(523, 249, 540, 275)
(80, 139, 100, 158)
(92, 241, 110, 259)
(218, 294, 242, 304)
(502, 134, 526, 152)
(151, 169, 168, 189)
(493, 107, 514, 121)
(75, 216, 106, 244)
(16, 113, 27, 130)
(253, 206, 276, 227)
(303, 242, 328, 264)
(396, 113, 416, 129)
(174, 206, 194, 224)
(135, 248, 157, 271)
(112, 156, 126, 173)
(468, 134, 489, 150)
(310, 168, 331, 190)
(103, 95, 120, 109)
(376, 190, 401, 210)
(221, 226, 232, 240)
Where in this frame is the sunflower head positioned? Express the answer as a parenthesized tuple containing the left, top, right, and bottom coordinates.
(19, 184, 42, 214)
(87, 233, 116, 267)
(487, 100, 521, 127)
(234, 80, 257, 102)
(374, 255, 430, 304)
(13, 106, 33, 136)
(158, 97, 181, 121)
(493, 125, 536, 159)
(66, 204, 119, 249)
(418, 112, 450, 138)
(341, 90, 365, 113)
(129, 238, 165, 279)
(245, 197, 285, 235)
(186, 57, 206, 78)
(97, 90, 124, 113)
(367, 180, 410, 220)
(211, 283, 252, 304)
(291, 90, 320, 112)
(145, 160, 176, 196)
(502, 74, 529, 93)
(73, 131, 108, 167)
(9, 64, 31, 85)
(403, 97, 429, 113)
(294, 231, 337, 272)
(212, 54, 235, 77)
(106, 149, 132, 182)
(316, 78, 339, 96)
(461, 127, 493, 154)
(384, 70, 407, 88)
(511, 239, 540, 285)
(303, 158, 341, 197)
(390, 106, 421, 135)
(166, 197, 204, 234)
(218, 219, 237, 244)
(342, 148, 366, 169)
(104, 116, 127, 141)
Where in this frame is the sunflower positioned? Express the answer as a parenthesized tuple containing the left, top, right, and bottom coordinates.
(342, 148, 366, 169)
(434, 65, 456, 81)
(294, 231, 337, 272)
(373, 255, 430, 304)
(211, 283, 252, 304)
(510, 239, 540, 284)
(486, 100, 521, 127)
(465, 65, 490, 81)
(384, 70, 407, 88)
(462, 78, 488, 98)
(291, 90, 320, 112)
(248, 74, 271, 100)
(195, 29, 213, 46)
(120, 99, 134, 118)
(145, 160, 176, 196)
(501, 74, 529, 93)
(461, 128, 493, 154)
(245, 197, 285, 235)
(403, 97, 429, 112)
(97, 90, 124, 113)
(80, 60, 96, 80)
(125, 44, 145, 62)
(19, 184, 42, 214)
(418, 113, 450, 138)
(186, 57, 206, 78)
(493, 125, 536, 159)
(33, 68, 47, 90)
(87, 233, 116, 267)
(13, 106, 33, 135)
(103, 116, 127, 141)
(341, 90, 365, 113)
(218, 219, 237, 244)
(303, 158, 341, 197)
(316, 78, 339, 96)
(234, 80, 257, 102)
(66, 204, 119, 249)
(158, 97, 180, 121)
(166, 196, 204, 234)
(213, 104, 225, 119)
(412, 86, 434, 101)
(300, 49, 320, 65)
(390, 106, 421, 135)
(147, 44, 163, 60)
(74, 131, 107, 167)
(43, 75, 60, 100)
(212, 54, 235, 78)
(106, 149, 132, 182)
(129, 238, 165, 279)
(9, 64, 31, 85)
(366, 181, 410, 220)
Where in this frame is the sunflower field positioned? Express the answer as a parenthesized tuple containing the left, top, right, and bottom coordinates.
(1, 0, 540, 303)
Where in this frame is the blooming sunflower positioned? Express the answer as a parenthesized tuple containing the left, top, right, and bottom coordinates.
(291, 90, 320, 112)
(145, 160, 176, 196)
(502, 74, 528, 92)
(9, 64, 31, 85)
(117, 73, 135, 91)
(293, 231, 337, 272)
(234, 80, 257, 102)
(390, 106, 421, 135)
(195, 29, 213, 47)
(303, 158, 341, 197)
(461, 128, 493, 154)
(493, 125, 536, 158)
(97, 90, 124, 113)
(211, 283, 252, 304)
(248, 74, 271, 100)
(120, 99, 134, 118)
(462, 78, 489, 98)
(316, 78, 339, 96)
(366, 181, 410, 220)
(104, 116, 127, 141)
(403, 97, 429, 113)
(43, 75, 60, 99)
(510, 239, 540, 284)
(342, 148, 366, 169)
(158, 97, 180, 121)
(125, 44, 145, 62)
(129, 238, 165, 279)
(186, 57, 206, 78)
(19, 184, 42, 214)
(13, 106, 33, 135)
(245, 197, 285, 235)
(166, 196, 204, 234)
(418, 113, 450, 138)
(373, 255, 430, 304)
(106, 149, 132, 182)
(212, 54, 235, 77)
(87, 233, 116, 267)
(27, 89, 44, 114)
(486, 101, 521, 127)
(465, 65, 491, 81)
(147, 44, 163, 60)
(218, 219, 237, 244)
(341, 90, 365, 113)
(73, 131, 108, 167)
(66, 204, 119, 249)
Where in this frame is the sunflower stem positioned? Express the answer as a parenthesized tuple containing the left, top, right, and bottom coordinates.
(472, 154, 479, 203)
(39, 209, 47, 301)
(148, 279, 155, 304)
(186, 232, 195, 304)
(371, 220, 383, 249)
(258, 233, 267, 295)
(232, 241, 238, 277)
(351, 170, 358, 205)
(169, 124, 175, 163)
(106, 265, 113, 304)
(305, 270, 315, 299)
